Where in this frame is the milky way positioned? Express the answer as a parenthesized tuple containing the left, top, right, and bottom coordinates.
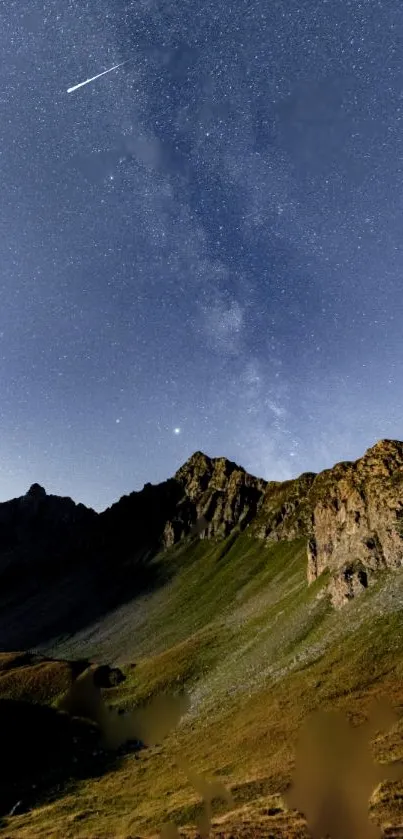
(0, 0, 402, 509)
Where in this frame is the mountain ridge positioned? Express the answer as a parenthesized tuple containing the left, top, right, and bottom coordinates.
(0, 438, 402, 651)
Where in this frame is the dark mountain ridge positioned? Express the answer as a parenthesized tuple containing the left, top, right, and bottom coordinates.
(0, 439, 402, 650)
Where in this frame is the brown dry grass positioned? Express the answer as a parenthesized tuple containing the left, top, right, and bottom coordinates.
(4, 648, 403, 838)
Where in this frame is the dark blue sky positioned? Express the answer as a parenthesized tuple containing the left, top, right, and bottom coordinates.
(1, 0, 402, 510)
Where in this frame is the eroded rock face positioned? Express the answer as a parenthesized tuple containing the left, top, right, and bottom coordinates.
(163, 451, 267, 544)
(306, 440, 403, 606)
(327, 561, 370, 609)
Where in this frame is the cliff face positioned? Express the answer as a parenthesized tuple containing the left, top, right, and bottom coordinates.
(242, 440, 403, 608)
(164, 441, 403, 610)
(306, 440, 403, 606)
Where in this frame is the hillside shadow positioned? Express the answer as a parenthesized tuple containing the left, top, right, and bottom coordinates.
(0, 478, 204, 650)
(0, 697, 140, 820)
(0, 531, 183, 652)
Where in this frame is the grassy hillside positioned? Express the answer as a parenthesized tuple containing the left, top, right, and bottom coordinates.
(2, 531, 403, 837)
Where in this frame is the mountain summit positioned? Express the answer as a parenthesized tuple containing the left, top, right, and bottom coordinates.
(168, 450, 266, 542)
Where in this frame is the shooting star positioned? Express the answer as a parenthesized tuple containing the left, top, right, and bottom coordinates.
(67, 60, 128, 94)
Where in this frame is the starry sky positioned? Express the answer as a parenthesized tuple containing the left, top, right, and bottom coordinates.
(1, 0, 402, 511)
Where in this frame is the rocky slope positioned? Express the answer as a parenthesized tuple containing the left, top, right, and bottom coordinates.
(0, 440, 402, 651)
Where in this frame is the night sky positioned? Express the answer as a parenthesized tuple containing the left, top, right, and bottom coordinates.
(1, 0, 402, 511)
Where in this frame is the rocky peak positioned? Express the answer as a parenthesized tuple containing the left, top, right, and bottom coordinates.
(163, 451, 266, 544)
(175, 451, 248, 500)
(26, 483, 47, 499)
(0, 485, 97, 592)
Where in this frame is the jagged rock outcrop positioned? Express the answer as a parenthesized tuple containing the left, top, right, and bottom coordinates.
(306, 440, 403, 606)
(163, 451, 267, 544)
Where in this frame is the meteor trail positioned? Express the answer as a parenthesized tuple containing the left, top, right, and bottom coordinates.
(67, 61, 128, 94)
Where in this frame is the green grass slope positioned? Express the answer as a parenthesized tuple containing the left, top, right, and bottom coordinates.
(2, 531, 403, 838)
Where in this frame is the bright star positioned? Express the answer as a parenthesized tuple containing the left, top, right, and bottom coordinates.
(174, 427, 181, 435)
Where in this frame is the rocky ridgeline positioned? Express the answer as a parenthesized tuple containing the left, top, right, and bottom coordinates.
(0, 441, 402, 623)
(167, 442, 403, 607)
